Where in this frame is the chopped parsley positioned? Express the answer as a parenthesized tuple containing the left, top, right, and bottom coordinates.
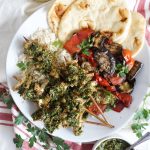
(17, 61, 28, 71)
(115, 63, 129, 77)
(52, 40, 63, 48)
(79, 36, 93, 56)
(13, 134, 24, 148)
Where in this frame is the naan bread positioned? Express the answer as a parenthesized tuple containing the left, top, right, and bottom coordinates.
(58, 0, 131, 43)
(48, 0, 75, 34)
(122, 11, 146, 56)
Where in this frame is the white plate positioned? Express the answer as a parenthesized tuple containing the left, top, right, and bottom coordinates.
(6, 4, 150, 143)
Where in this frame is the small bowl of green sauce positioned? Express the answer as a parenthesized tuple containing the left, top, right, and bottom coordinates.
(93, 136, 134, 150)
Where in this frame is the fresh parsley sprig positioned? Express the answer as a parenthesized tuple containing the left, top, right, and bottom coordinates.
(15, 113, 24, 125)
(52, 136, 70, 150)
(17, 61, 28, 71)
(52, 40, 63, 48)
(131, 93, 150, 138)
(13, 134, 24, 148)
(79, 36, 93, 56)
(115, 63, 129, 77)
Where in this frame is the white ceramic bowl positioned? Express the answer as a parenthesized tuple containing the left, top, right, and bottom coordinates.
(92, 135, 131, 150)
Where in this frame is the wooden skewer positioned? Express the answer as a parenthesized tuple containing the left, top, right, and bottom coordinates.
(85, 121, 105, 126)
(90, 96, 108, 123)
(23, 36, 29, 42)
(84, 108, 114, 128)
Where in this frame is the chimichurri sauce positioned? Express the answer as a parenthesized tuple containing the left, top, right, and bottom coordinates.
(96, 138, 133, 150)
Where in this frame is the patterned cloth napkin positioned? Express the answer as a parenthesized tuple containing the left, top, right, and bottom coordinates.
(0, 0, 150, 150)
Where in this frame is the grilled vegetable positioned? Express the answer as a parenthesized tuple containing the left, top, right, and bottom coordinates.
(93, 31, 122, 55)
(115, 93, 132, 107)
(64, 28, 93, 54)
(122, 49, 135, 70)
(64, 34, 81, 54)
(117, 80, 135, 93)
(93, 48, 116, 75)
(93, 32, 108, 49)
(95, 73, 110, 87)
(127, 60, 143, 81)
(109, 75, 124, 85)
(113, 101, 125, 112)
(105, 42, 122, 56)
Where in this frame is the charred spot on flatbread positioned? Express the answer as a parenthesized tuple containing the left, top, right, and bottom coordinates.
(77, 1, 89, 9)
(55, 4, 66, 18)
(119, 8, 128, 22)
(134, 37, 141, 49)
(48, 0, 75, 34)
(101, 31, 113, 38)
(117, 28, 124, 36)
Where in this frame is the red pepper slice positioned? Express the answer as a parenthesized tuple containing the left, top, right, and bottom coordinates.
(122, 49, 135, 70)
(113, 101, 125, 112)
(64, 34, 81, 54)
(81, 50, 97, 67)
(115, 93, 132, 107)
(109, 75, 124, 85)
(126, 58, 135, 71)
(64, 28, 93, 54)
(106, 86, 116, 92)
(88, 104, 107, 115)
(88, 57, 97, 67)
(77, 28, 94, 41)
(122, 49, 132, 62)
(95, 73, 110, 87)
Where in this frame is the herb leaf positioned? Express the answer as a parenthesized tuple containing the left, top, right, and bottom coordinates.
(27, 123, 36, 134)
(13, 134, 24, 148)
(39, 129, 49, 143)
(115, 63, 129, 77)
(82, 49, 90, 55)
(52, 40, 63, 48)
(3, 96, 13, 109)
(29, 136, 37, 147)
(131, 93, 150, 138)
(131, 123, 148, 138)
(17, 61, 28, 71)
(79, 36, 93, 56)
(15, 113, 24, 125)
(53, 137, 70, 150)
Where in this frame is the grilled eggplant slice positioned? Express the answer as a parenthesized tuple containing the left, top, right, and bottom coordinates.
(92, 31, 122, 55)
(127, 61, 143, 81)
(93, 47, 116, 75)
(93, 32, 108, 49)
(105, 42, 122, 56)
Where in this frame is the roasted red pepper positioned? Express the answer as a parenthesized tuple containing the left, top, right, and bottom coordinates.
(64, 34, 80, 54)
(115, 93, 132, 107)
(81, 50, 97, 67)
(95, 73, 110, 87)
(113, 101, 125, 112)
(122, 49, 135, 70)
(77, 28, 94, 41)
(109, 74, 124, 85)
(88, 104, 107, 115)
(106, 86, 116, 92)
(122, 49, 132, 62)
(64, 28, 93, 54)
(126, 58, 135, 71)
